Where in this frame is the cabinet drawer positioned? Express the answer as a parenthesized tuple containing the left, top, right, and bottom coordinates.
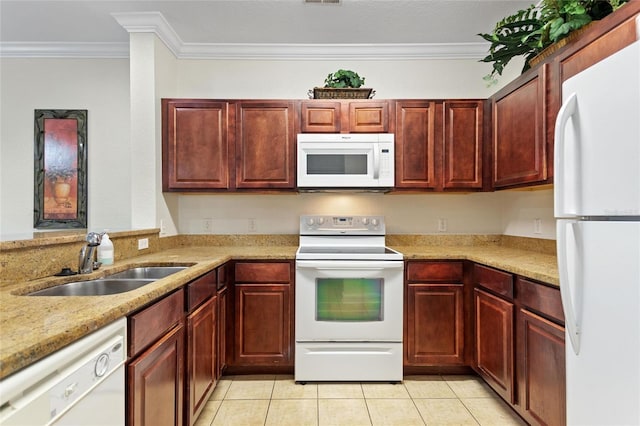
(516, 277, 564, 324)
(129, 288, 185, 357)
(406, 261, 463, 282)
(235, 262, 291, 283)
(474, 264, 513, 299)
(187, 271, 216, 312)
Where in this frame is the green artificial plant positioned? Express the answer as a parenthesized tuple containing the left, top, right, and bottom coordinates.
(479, 0, 628, 85)
(324, 69, 366, 88)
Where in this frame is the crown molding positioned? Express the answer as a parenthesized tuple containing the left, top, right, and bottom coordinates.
(1, 11, 490, 60)
(178, 42, 489, 60)
(0, 42, 129, 58)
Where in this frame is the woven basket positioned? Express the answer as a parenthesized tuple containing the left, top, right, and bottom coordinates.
(528, 23, 593, 68)
(309, 87, 374, 99)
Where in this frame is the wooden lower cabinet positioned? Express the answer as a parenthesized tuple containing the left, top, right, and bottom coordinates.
(474, 288, 515, 404)
(474, 266, 567, 425)
(232, 261, 293, 368)
(216, 284, 229, 378)
(234, 284, 292, 366)
(128, 323, 185, 426)
(406, 284, 465, 365)
(405, 261, 465, 366)
(185, 296, 217, 426)
(516, 308, 566, 426)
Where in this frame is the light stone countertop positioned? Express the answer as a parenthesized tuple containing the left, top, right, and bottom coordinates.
(0, 243, 557, 380)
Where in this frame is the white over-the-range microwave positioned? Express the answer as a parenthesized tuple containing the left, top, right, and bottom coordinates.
(297, 133, 394, 191)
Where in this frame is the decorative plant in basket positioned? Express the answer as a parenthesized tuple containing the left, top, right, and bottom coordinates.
(478, 0, 629, 85)
(309, 69, 375, 99)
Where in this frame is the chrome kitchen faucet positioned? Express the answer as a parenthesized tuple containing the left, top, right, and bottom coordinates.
(78, 232, 103, 274)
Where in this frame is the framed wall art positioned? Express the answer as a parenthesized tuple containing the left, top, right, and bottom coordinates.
(33, 109, 88, 229)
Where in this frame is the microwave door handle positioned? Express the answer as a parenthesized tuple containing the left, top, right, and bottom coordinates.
(373, 147, 380, 179)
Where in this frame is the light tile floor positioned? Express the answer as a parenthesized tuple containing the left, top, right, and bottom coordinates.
(194, 374, 527, 426)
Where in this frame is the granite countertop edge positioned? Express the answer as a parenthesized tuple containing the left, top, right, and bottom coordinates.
(0, 244, 557, 380)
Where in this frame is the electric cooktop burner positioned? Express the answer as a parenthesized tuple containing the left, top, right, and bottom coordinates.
(298, 246, 398, 254)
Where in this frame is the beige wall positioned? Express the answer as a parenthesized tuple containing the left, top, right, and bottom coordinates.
(0, 58, 131, 238)
(1, 40, 553, 241)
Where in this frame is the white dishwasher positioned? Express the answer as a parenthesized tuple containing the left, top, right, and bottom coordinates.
(0, 318, 127, 425)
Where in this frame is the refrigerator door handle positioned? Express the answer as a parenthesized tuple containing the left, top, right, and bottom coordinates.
(554, 92, 579, 218)
(557, 220, 583, 355)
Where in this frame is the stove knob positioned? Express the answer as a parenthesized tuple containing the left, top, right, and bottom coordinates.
(371, 218, 379, 227)
(306, 218, 315, 226)
(362, 217, 370, 225)
(317, 217, 325, 225)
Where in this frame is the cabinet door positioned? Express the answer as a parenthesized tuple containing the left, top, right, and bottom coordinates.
(162, 99, 229, 190)
(300, 101, 341, 133)
(474, 288, 515, 403)
(492, 64, 549, 188)
(443, 100, 483, 189)
(128, 324, 185, 426)
(234, 284, 292, 366)
(394, 101, 438, 189)
(516, 309, 566, 426)
(349, 101, 389, 132)
(186, 297, 216, 426)
(216, 285, 228, 378)
(235, 101, 296, 189)
(406, 283, 464, 365)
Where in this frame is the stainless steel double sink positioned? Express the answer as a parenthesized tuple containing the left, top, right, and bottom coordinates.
(27, 266, 189, 296)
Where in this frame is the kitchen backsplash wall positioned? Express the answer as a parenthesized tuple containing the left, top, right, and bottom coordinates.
(177, 189, 555, 239)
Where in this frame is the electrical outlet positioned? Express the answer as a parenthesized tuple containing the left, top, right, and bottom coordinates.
(203, 218, 213, 234)
(438, 218, 447, 232)
(248, 218, 257, 233)
(138, 238, 149, 250)
(160, 219, 166, 235)
(534, 218, 542, 234)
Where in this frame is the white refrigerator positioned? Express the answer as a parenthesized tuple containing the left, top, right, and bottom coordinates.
(555, 38, 640, 425)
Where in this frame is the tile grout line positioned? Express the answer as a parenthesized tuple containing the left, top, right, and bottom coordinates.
(442, 375, 482, 426)
(360, 383, 375, 426)
(262, 378, 276, 426)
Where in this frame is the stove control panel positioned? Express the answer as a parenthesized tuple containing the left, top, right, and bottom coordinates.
(300, 215, 385, 235)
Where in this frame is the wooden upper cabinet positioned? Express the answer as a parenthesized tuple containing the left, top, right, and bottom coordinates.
(492, 64, 550, 189)
(300, 100, 388, 133)
(394, 100, 438, 189)
(235, 101, 297, 189)
(162, 99, 229, 191)
(348, 101, 389, 132)
(557, 3, 639, 83)
(300, 101, 342, 133)
(443, 100, 484, 189)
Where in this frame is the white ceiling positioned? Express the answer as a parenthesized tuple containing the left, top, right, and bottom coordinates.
(0, 0, 533, 58)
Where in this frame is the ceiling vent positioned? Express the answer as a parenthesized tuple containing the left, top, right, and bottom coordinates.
(305, 0, 340, 4)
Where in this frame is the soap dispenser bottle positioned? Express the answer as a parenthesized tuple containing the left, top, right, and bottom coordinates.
(97, 232, 114, 265)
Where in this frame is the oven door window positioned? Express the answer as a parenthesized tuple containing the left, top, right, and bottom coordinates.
(316, 278, 383, 321)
